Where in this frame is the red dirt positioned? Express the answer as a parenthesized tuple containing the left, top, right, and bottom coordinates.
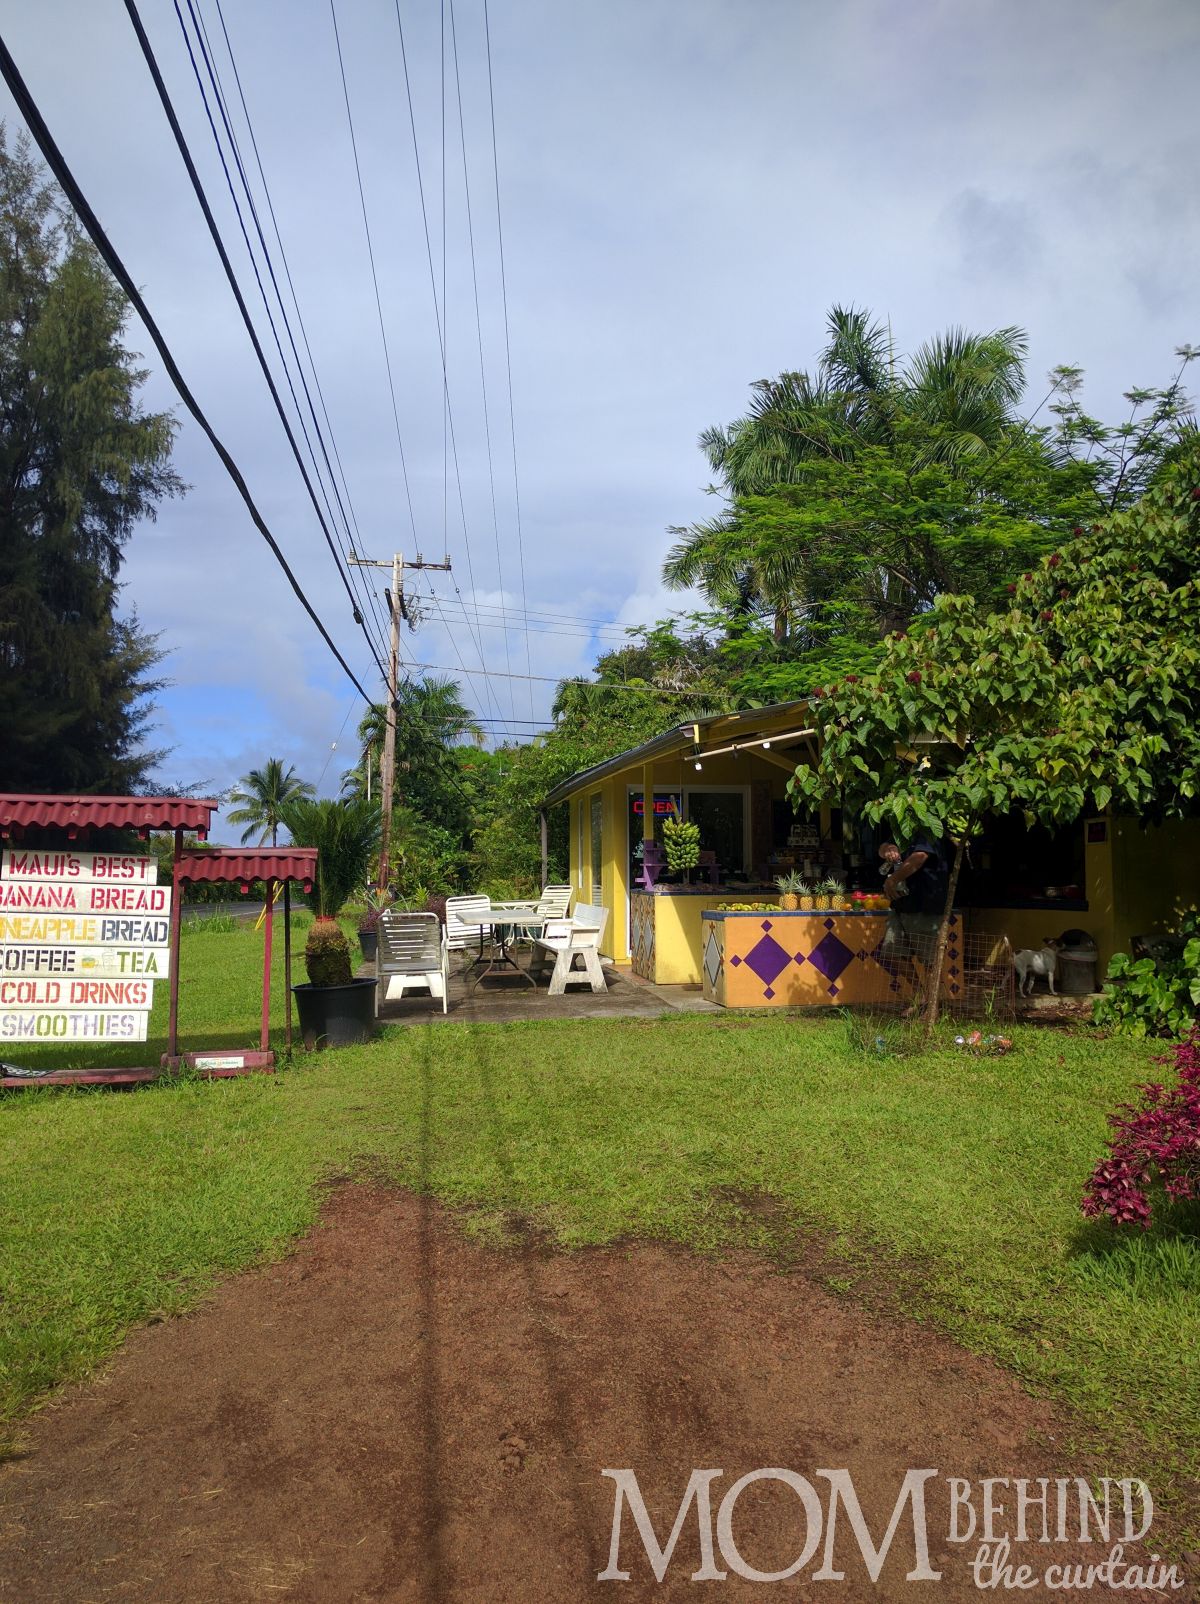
(0, 1188, 1186, 1602)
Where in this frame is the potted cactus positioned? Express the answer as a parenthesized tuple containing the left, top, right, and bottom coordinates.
(775, 870, 803, 911)
(282, 797, 382, 1050)
(357, 886, 391, 963)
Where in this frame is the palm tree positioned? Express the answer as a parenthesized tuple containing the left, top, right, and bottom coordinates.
(343, 675, 483, 798)
(225, 759, 314, 846)
(665, 306, 1031, 635)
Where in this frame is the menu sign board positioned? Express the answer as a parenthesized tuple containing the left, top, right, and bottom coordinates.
(0, 882, 171, 914)
(1, 848, 158, 884)
(0, 850, 168, 1045)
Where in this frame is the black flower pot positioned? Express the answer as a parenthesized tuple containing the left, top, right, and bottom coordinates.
(358, 927, 378, 963)
(291, 978, 377, 1051)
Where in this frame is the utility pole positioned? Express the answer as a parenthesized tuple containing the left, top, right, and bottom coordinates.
(349, 550, 451, 892)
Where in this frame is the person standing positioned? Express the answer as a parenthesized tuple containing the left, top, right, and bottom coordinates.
(878, 836, 949, 1002)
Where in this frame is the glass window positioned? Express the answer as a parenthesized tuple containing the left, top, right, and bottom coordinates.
(686, 790, 747, 876)
(628, 791, 681, 886)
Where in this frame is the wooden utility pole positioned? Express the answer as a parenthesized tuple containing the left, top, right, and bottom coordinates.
(349, 550, 451, 892)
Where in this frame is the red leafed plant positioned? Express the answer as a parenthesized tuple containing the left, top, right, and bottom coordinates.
(1082, 1032, 1200, 1228)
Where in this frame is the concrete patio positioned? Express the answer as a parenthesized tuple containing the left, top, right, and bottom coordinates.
(362, 953, 721, 1025)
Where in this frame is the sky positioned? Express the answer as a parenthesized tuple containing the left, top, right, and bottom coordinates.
(3, 0, 1198, 836)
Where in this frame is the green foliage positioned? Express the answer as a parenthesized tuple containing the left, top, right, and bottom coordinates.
(793, 444, 1200, 846)
(1094, 918, 1200, 1038)
(0, 128, 182, 790)
(226, 758, 314, 847)
(388, 803, 469, 900)
(666, 305, 1195, 704)
(280, 797, 381, 919)
(662, 815, 701, 874)
(303, 916, 352, 988)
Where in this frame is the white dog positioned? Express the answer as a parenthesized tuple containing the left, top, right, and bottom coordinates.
(1014, 940, 1061, 996)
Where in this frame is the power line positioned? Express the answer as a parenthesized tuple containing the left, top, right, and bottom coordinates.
(447, 0, 515, 719)
(421, 595, 661, 633)
(123, 0, 389, 685)
(327, 0, 419, 548)
(197, 0, 393, 665)
(402, 658, 724, 696)
(417, 569, 501, 720)
(481, 0, 534, 719)
(0, 28, 373, 703)
(386, 0, 502, 725)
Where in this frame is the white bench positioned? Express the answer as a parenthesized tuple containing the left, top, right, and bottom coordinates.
(531, 901, 609, 995)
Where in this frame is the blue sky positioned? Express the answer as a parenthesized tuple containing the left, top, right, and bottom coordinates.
(3, 0, 1197, 836)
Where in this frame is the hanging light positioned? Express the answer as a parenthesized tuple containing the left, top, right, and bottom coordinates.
(694, 760, 703, 771)
(762, 740, 772, 749)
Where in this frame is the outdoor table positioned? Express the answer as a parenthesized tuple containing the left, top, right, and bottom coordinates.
(474, 903, 546, 987)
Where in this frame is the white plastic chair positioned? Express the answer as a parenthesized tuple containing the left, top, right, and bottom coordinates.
(535, 884, 573, 919)
(376, 912, 448, 1014)
(445, 895, 494, 972)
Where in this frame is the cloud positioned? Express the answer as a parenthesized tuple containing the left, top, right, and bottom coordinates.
(945, 190, 1042, 281)
(2, 0, 1196, 793)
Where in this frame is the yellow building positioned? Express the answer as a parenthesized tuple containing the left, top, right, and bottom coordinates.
(544, 699, 1200, 996)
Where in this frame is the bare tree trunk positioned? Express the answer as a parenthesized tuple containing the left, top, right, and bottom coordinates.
(923, 836, 966, 1042)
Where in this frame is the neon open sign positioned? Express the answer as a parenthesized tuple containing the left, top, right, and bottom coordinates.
(632, 798, 678, 816)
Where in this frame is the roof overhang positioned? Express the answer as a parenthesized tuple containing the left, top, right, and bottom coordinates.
(0, 793, 219, 838)
(541, 699, 812, 806)
(174, 847, 318, 888)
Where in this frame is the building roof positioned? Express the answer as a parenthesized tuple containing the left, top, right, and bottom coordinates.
(0, 793, 219, 837)
(542, 699, 812, 806)
(174, 847, 318, 888)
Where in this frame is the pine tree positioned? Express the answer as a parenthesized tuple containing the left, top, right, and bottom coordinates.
(0, 126, 182, 793)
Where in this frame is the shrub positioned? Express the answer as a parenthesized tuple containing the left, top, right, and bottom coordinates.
(1082, 1031, 1200, 1229)
(1094, 913, 1200, 1038)
(280, 797, 381, 919)
(304, 916, 352, 988)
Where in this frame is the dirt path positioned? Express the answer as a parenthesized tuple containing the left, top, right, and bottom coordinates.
(0, 1188, 1183, 1602)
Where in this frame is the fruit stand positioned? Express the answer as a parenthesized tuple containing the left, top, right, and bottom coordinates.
(701, 906, 964, 1008)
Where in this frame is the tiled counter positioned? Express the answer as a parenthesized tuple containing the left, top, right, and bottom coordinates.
(701, 909, 964, 1008)
(629, 888, 782, 985)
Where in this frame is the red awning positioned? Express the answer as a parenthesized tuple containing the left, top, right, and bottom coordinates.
(174, 847, 318, 887)
(0, 793, 218, 837)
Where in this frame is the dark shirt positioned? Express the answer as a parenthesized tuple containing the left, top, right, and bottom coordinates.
(900, 836, 948, 916)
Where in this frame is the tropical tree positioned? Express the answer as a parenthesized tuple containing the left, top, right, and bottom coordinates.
(342, 675, 483, 805)
(791, 444, 1200, 1034)
(0, 127, 182, 791)
(226, 759, 314, 846)
(666, 305, 1194, 678)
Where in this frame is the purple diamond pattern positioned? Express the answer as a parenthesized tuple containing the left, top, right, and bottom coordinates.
(808, 931, 854, 983)
(743, 933, 792, 988)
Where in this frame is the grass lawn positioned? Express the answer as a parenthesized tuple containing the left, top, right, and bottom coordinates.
(3, 922, 1198, 1541)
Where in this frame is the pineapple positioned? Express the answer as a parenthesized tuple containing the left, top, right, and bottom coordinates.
(774, 870, 803, 911)
(813, 874, 842, 912)
(824, 874, 849, 912)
